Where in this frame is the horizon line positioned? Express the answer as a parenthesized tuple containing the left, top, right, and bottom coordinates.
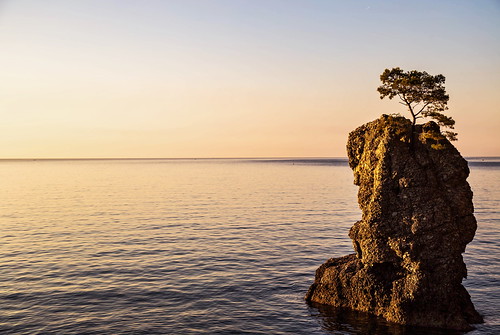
(0, 156, 498, 162)
(0, 156, 349, 161)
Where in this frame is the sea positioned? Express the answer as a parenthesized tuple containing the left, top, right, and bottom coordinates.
(0, 158, 498, 335)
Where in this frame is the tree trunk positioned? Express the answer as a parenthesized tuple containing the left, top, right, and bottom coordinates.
(410, 116, 416, 151)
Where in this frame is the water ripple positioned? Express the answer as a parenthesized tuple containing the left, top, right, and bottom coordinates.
(0, 159, 497, 334)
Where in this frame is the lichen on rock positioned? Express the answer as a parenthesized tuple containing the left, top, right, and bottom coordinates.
(306, 115, 483, 331)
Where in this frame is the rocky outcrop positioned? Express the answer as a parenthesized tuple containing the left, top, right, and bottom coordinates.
(306, 115, 483, 331)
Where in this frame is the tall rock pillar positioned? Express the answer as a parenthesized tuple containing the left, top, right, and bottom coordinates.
(306, 115, 483, 331)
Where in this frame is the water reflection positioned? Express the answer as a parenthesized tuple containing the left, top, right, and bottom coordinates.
(308, 302, 465, 335)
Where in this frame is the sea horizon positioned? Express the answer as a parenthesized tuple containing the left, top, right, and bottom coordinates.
(1, 156, 499, 161)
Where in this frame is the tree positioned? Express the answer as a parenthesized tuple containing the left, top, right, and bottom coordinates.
(377, 67, 457, 141)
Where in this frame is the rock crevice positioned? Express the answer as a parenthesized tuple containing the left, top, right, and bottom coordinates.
(306, 115, 483, 331)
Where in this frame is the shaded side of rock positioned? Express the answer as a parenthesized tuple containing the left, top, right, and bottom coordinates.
(306, 115, 483, 331)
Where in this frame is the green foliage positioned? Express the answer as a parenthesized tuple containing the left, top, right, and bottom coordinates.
(377, 67, 457, 141)
(420, 128, 448, 150)
(442, 131, 457, 141)
(431, 143, 447, 150)
(376, 114, 411, 143)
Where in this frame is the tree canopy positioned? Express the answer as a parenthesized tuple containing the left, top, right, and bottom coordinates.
(377, 67, 457, 141)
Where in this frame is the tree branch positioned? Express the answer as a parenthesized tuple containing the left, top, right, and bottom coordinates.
(398, 93, 416, 123)
(416, 102, 431, 116)
(398, 94, 412, 109)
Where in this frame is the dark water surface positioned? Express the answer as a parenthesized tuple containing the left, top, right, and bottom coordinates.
(0, 158, 498, 334)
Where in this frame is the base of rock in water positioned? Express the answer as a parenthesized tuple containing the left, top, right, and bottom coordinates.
(305, 254, 483, 331)
(306, 115, 483, 331)
(309, 298, 479, 335)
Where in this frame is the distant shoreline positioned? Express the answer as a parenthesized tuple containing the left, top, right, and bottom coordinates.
(0, 157, 499, 168)
(0, 157, 348, 162)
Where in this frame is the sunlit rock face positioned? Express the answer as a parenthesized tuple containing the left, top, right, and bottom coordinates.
(306, 115, 483, 331)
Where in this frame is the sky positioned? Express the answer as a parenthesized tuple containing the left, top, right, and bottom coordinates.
(0, 0, 499, 158)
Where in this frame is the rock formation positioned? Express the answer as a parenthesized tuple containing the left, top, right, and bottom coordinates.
(306, 115, 483, 331)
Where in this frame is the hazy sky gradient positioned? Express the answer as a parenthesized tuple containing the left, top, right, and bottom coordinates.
(1, 0, 499, 158)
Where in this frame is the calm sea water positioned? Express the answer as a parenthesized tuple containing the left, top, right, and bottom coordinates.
(0, 158, 498, 335)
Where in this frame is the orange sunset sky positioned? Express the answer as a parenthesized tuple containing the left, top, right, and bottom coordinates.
(1, 0, 499, 158)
